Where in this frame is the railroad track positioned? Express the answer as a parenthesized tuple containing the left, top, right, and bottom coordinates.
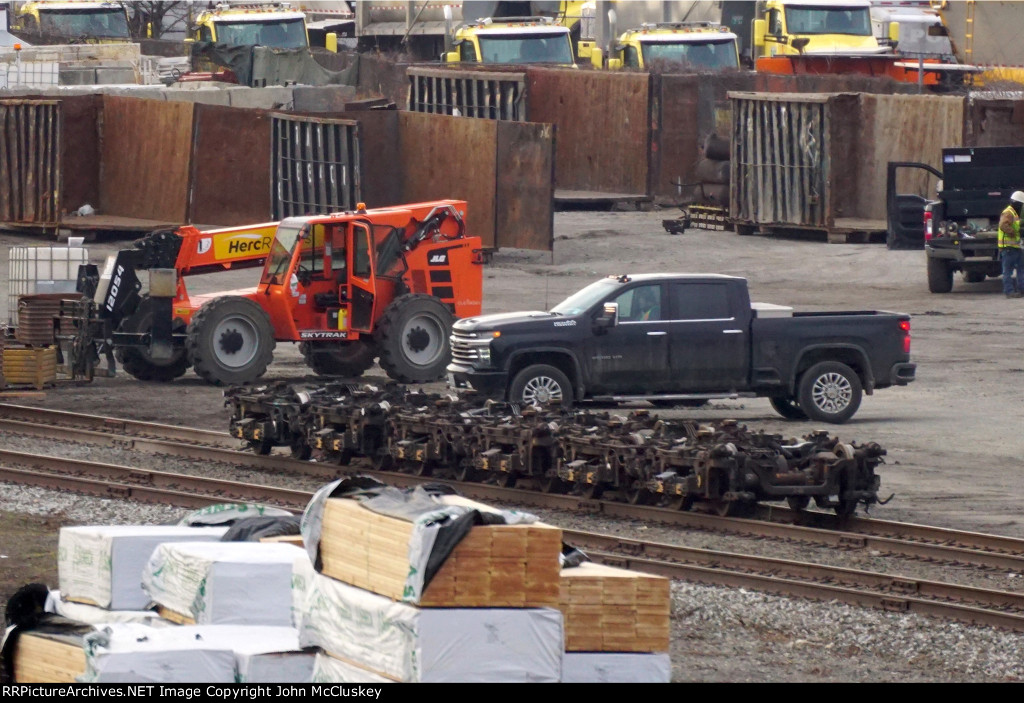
(3, 442, 1024, 633)
(3, 403, 1024, 572)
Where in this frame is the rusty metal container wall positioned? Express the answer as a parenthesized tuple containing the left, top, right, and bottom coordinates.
(407, 67, 526, 121)
(495, 120, 554, 251)
(190, 104, 273, 226)
(0, 100, 61, 225)
(398, 111, 498, 249)
(526, 68, 649, 194)
(271, 115, 361, 220)
(730, 93, 832, 228)
(964, 97, 1024, 147)
(100, 96, 193, 223)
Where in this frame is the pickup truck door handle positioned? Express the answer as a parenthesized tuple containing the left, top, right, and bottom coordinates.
(722, 329, 744, 334)
(646, 331, 667, 336)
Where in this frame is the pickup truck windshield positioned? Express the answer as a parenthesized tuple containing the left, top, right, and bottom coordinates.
(478, 33, 574, 64)
(40, 8, 130, 38)
(550, 279, 618, 315)
(785, 6, 872, 36)
(216, 18, 308, 48)
(642, 39, 739, 69)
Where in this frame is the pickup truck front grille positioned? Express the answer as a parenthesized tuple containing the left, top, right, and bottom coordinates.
(451, 330, 482, 365)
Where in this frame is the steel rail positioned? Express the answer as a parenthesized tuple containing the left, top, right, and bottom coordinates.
(3, 408, 1024, 572)
(6, 452, 1024, 633)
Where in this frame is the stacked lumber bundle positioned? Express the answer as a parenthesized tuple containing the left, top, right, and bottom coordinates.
(141, 541, 304, 626)
(58, 525, 229, 610)
(1, 345, 57, 389)
(297, 490, 566, 682)
(318, 495, 562, 607)
(293, 554, 563, 683)
(558, 561, 672, 683)
(12, 632, 88, 683)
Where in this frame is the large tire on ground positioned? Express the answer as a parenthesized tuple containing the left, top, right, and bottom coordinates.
(186, 296, 275, 386)
(509, 364, 573, 409)
(374, 294, 454, 383)
(769, 395, 808, 421)
(927, 257, 953, 293)
(300, 340, 377, 377)
(115, 296, 190, 382)
(797, 361, 862, 424)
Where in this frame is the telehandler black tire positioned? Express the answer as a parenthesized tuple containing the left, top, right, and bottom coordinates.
(374, 294, 454, 383)
(187, 296, 276, 386)
(300, 340, 377, 377)
(115, 295, 190, 382)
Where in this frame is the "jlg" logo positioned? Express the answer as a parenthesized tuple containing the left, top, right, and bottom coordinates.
(429, 253, 447, 264)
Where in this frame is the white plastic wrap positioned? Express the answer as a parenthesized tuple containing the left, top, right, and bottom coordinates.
(295, 566, 563, 683)
(311, 653, 393, 684)
(81, 624, 310, 683)
(142, 541, 303, 625)
(561, 652, 672, 683)
(47, 590, 173, 627)
(58, 525, 228, 610)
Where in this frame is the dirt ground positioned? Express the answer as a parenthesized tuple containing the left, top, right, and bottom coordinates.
(1, 209, 1023, 679)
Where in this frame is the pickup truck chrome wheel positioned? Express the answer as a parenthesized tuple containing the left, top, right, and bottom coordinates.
(510, 364, 574, 409)
(797, 361, 863, 424)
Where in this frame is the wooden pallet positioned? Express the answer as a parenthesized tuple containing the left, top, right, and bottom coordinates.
(319, 496, 562, 607)
(560, 562, 671, 652)
(13, 632, 87, 683)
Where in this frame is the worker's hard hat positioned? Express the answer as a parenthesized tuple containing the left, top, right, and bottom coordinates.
(1012, 191, 1024, 204)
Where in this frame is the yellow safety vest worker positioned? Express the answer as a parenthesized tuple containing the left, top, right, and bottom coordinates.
(999, 204, 1021, 249)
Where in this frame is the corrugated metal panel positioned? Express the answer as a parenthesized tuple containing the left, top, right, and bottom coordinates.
(338, 110, 400, 209)
(526, 69, 649, 194)
(271, 114, 361, 219)
(730, 93, 832, 228)
(399, 111, 497, 249)
(101, 96, 193, 223)
(0, 100, 60, 225)
(495, 120, 554, 251)
(191, 104, 273, 226)
(407, 67, 526, 121)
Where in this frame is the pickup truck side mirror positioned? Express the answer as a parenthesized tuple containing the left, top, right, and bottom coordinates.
(594, 302, 618, 332)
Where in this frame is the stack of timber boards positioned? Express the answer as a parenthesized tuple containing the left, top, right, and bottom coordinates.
(318, 494, 562, 607)
(558, 561, 672, 683)
(292, 552, 564, 683)
(303, 493, 566, 682)
(141, 541, 304, 626)
(13, 631, 88, 683)
(560, 561, 670, 652)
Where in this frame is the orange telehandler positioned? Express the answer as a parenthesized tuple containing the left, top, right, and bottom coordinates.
(64, 200, 483, 386)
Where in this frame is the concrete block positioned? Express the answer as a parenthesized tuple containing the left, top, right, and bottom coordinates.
(95, 68, 139, 85)
(228, 86, 293, 110)
(163, 88, 232, 106)
(291, 85, 357, 113)
(59, 67, 97, 85)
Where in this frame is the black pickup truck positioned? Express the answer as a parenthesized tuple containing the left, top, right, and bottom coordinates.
(447, 274, 916, 424)
(910, 146, 1024, 293)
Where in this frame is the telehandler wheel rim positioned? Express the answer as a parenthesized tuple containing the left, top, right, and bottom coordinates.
(402, 312, 446, 368)
(809, 372, 853, 415)
(213, 315, 261, 369)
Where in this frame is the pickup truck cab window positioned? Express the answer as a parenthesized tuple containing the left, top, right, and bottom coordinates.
(617, 285, 662, 322)
(670, 281, 732, 320)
